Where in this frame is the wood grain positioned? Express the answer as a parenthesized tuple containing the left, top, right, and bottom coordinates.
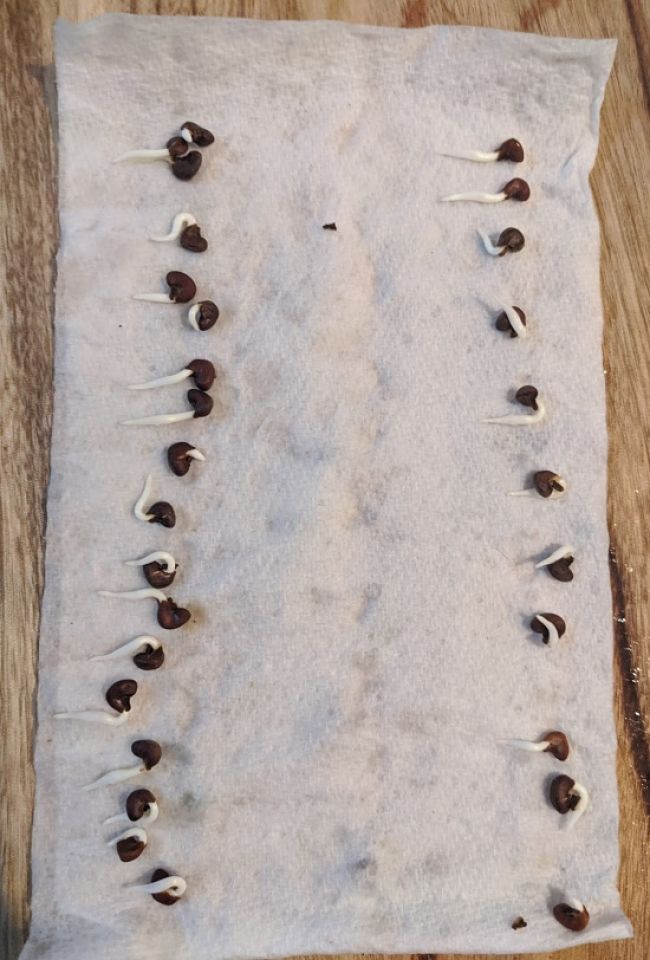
(1, 2, 648, 959)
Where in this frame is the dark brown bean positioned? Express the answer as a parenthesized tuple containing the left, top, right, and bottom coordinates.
(116, 835, 146, 862)
(550, 774, 580, 814)
(497, 227, 525, 254)
(143, 561, 176, 589)
(530, 613, 567, 643)
(171, 150, 202, 181)
(126, 788, 156, 821)
(188, 389, 213, 418)
(147, 501, 176, 528)
(495, 306, 526, 338)
(502, 178, 530, 201)
(133, 644, 165, 671)
(186, 359, 215, 391)
(167, 442, 199, 477)
(496, 138, 524, 162)
(181, 122, 215, 146)
(150, 868, 181, 906)
(166, 271, 196, 303)
(180, 224, 208, 253)
(548, 557, 574, 582)
(157, 598, 191, 630)
(534, 470, 564, 498)
(553, 903, 589, 932)
(542, 730, 569, 761)
(166, 137, 189, 159)
(515, 385, 538, 410)
(131, 739, 162, 770)
(105, 679, 137, 714)
(194, 300, 219, 331)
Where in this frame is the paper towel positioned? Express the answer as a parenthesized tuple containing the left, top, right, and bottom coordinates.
(21, 15, 631, 958)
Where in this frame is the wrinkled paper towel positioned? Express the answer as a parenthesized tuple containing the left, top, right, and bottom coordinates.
(23, 15, 631, 959)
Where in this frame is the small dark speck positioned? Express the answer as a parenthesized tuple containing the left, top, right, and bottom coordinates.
(512, 916, 527, 930)
(118, 324, 123, 328)
(322, 222, 337, 231)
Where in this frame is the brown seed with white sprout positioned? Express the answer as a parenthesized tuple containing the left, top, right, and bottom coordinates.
(112, 136, 189, 165)
(82, 739, 162, 791)
(134, 271, 196, 304)
(187, 300, 220, 332)
(550, 774, 589, 827)
(54, 678, 138, 726)
(509, 470, 566, 500)
(495, 305, 526, 338)
(442, 138, 524, 163)
(441, 178, 530, 203)
(500, 730, 569, 761)
(103, 787, 159, 827)
(181, 121, 215, 146)
(553, 902, 590, 932)
(109, 827, 148, 863)
(535, 546, 575, 582)
(530, 613, 566, 645)
(122, 390, 213, 427)
(134, 868, 187, 905)
(480, 227, 525, 256)
(483, 385, 546, 426)
(129, 359, 215, 392)
(149, 213, 208, 253)
(126, 551, 177, 589)
(91, 635, 164, 671)
(167, 442, 206, 477)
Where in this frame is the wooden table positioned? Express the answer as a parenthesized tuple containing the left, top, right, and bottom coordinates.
(1, 2, 648, 958)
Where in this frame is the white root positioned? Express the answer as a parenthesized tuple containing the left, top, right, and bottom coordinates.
(133, 475, 154, 521)
(187, 304, 202, 332)
(482, 400, 546, 426)
(126, 552, 176, 573)
(149, 212, 196, 243)
(91, 635, 162, 663)
(107, 826, 148, 847)
(566, 782, 589, 829)
(441, 148, 500, 162)
(500, 738, 548, 752)
(478, 230, 504, 256)
(442, 190, 508, 203)
(500, 302, 527, 338)
(54, 709, 128, 726)
(132, 293, 173, 303)
(122, 411, 195, 426)
(535, 545, 575, 569)
(534, 614, 561, 646)
(113, 149, 172, 164)
(132, 875, 187, 897)
(104, 801, 159, 827)
(129, 368, 192, 390)
(82, 763, 146, 791)
(98, 588, 167, 602)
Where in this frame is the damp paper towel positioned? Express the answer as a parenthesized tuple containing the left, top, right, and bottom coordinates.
(23, 14, 631, 960)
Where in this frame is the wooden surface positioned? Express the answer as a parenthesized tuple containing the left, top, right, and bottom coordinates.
(1, 1, 648, 958)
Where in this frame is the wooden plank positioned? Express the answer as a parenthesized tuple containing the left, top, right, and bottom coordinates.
(1, 2, 647, 959)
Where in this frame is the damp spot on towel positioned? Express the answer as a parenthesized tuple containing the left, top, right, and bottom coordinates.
(266, 510, 299, 536)
(357, 583, 383, 622)
(351, 855, 377, 879)
(286, 434, 331, 465)
(181, 791, 200, 813)
(311, 586, 336, 606)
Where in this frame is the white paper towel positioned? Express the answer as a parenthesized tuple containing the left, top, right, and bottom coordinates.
(22, 14, 631, 959)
